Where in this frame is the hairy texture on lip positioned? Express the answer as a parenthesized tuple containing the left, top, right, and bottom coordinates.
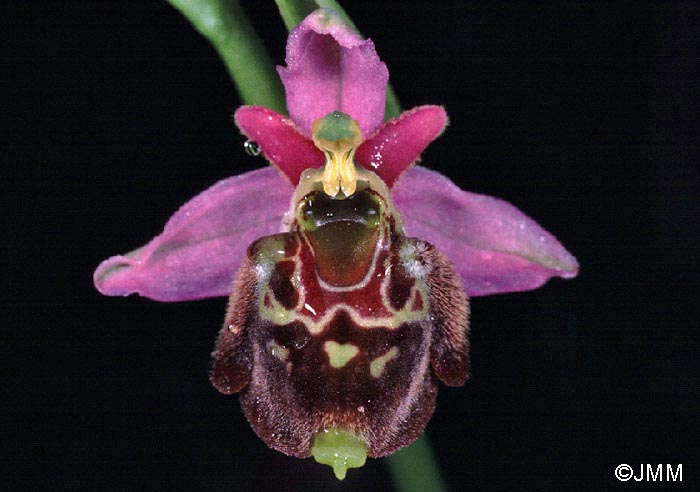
(237, 314, 439, 458)
(210, 256, 258, 395)
(418, 241, 470, 387)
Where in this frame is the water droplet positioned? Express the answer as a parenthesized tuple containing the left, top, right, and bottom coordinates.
(244, 140, 261, 156)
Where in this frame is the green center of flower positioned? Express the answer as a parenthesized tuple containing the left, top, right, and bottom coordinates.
(311, 111, 363, 198)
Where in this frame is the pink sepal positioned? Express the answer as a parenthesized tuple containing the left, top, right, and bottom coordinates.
(94, 168, 292, 301)
(392, 166, 579, 296)
(278, 9, 389, 137)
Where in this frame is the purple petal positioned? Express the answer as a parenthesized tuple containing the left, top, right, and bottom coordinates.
(393, 167, 579, 296)
(356, 106, 448, 188)
(94, 168, 293, 301)
(278, 9, 389, 137)
(235, 106, 324, 185)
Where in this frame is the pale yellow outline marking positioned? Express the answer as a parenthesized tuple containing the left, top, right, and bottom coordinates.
(258, 240, 430, 334)
(369, 346, 399, 378)
(323, 341, 360, 368)
(268, 340, 289, 362)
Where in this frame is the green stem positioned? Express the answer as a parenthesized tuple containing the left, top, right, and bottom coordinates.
(274, 0, 402, 119)
(275, 0, 357, 32)
(383, 86, 401, 121)
(385, 435, 448, 492)
(166, 0, 286, 113)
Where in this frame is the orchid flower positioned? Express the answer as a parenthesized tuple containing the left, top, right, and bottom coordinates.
(94, 9, 577, 480)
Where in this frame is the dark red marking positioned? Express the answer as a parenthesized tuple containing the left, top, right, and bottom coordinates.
(388, 256, 413, 310)
(270, 260, 298, 309)
(306, 222, 378, 286)
(412, 290, 424, 312)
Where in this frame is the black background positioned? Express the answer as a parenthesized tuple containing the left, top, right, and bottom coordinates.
(5, 1, 699, 491)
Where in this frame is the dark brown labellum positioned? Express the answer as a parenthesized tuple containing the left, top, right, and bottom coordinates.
(210, 173, 470, 473)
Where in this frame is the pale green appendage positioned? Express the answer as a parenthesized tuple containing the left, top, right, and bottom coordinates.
(273, 0, 402, 119)
(165, 0, 286, 113)
(311, 429, 367, 480)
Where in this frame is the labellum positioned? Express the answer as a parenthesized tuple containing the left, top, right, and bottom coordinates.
(210, 112, 469, 479)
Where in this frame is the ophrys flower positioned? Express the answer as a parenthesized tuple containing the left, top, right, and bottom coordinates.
(94, 9, 578, 480)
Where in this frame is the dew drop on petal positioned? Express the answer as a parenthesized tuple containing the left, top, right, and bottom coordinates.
(244, 140, 261, 156)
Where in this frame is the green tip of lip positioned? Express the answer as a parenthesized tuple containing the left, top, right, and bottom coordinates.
(311, 428, 367, 480)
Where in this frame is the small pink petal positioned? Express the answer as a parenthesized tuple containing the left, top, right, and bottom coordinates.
(278, 9, 389, 137)
(235, 106, 324, 185)
(356, 106, 448, 188)
(94, 168, 293, 301)
(393, 167, 579, 296)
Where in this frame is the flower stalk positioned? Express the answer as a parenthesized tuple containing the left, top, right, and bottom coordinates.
(166, 0, 286, 112)
(386, 435, 448, 492)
